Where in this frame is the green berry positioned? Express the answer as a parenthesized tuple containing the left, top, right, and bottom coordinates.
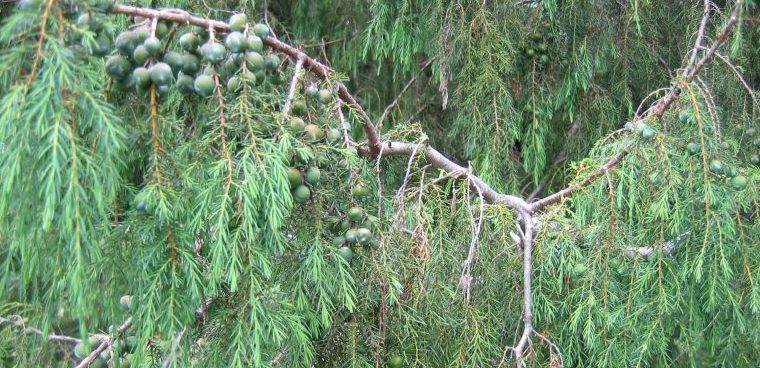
(194, 74, 215, 96)
(292, 100, 307, 116)
(245, 51, 265, 71)
(162, 51, 184, 72)
(679, 111, 692, 124)
(105, 55, 132, 80)
(252, 23, 270, 38)
(356, 227, 372, 244)
(332, 236, 346, 247)
(269, 73, 284, 85)
(225, 32, 247, 53)
(347, 207, 363, 222)
(132, 45, 150, 65)
(192, 26, 207, 39)
(180, 53, 200, 74)
(91, 33, 112, 57)
(729, 175, 748, 191)
(686, 142, 700, 155)
(179, 32, 199, 52)
(264, 54, 280, 70)
(149, 62, 173, 86)
(246, 35, 263, 52)
(134, 27, 150, 43)
(305, 85, 319, 98)
(352, 185, 369, 197)
(143, 36, 162, 56)
(155, 22, 169, 38)
(243, 72, 258, 86)
(287, 167, 303, 188)
(335, 246, 354, 261)
(326, 128, 342, 144)
(229, 13, 247, 32)
(305, 167, 321, 185)
(115, 31, 139, 55)
(292, 184, 311, 203)
(303, 124, 324, 141)
(253, 70, 266, 84)
(344, 229, 358, 244)
(176, 74, 195, 94)
(227, 76, 242, 92)
(573, 262, 587, 276)
(155, 84, 170, 97)
(317, 89, 332, 104)
(201, 42, 226, 64)
(132, 67, 151, 87)
(708, 159, 724, 175)
(288, 117, 306, 133)
(76, 13, 91, 29)
(388, 354, 404, 368)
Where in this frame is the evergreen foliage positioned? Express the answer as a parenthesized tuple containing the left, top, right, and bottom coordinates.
(0, 0, 758, 367)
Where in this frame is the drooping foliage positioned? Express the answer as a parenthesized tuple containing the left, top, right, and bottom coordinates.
(0, 0, 758, 367)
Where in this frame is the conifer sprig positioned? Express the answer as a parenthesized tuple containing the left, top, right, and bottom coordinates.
(0, 0, 756, 366)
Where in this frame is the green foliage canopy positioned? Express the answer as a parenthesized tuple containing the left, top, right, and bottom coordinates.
(0, 0, 758, 367)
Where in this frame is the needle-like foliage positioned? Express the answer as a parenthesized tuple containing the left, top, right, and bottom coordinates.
(0, 0, 757, 367)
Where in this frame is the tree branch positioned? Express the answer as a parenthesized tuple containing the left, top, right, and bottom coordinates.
(624, 231, 691, 259)
(111, 4, 382, 154)
(74, 318, 132, 368)
(512, 210, 534, 360)
(0, 315, 82, 344)
(374, 141, 530, 212)
(531, 3, 741, 212)
(684, 0, 712, 77)
(281, 57, 304, 120)
(110, 1, 739, 214)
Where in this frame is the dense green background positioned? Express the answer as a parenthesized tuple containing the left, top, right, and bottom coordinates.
(0, 0, 758, 367)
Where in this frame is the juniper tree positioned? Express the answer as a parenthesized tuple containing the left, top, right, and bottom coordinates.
(0, 0, 758, 367)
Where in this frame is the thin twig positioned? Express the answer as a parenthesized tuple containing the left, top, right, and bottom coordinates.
(702, 48, 759, 109)
(684, 0, 712, 76)
(335, 101, 351, 147)
(533, 331, 564, 367)
(0, 315, 82, 344)
(160, 327, 187, 368)
(460, 163, 486, 304)
(393, 140, 427, 224)
(375, 141, 387, 217)
(281, 57, 305, 121)
(377, 59, 433, 129)
(695, 76, 722, 142)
